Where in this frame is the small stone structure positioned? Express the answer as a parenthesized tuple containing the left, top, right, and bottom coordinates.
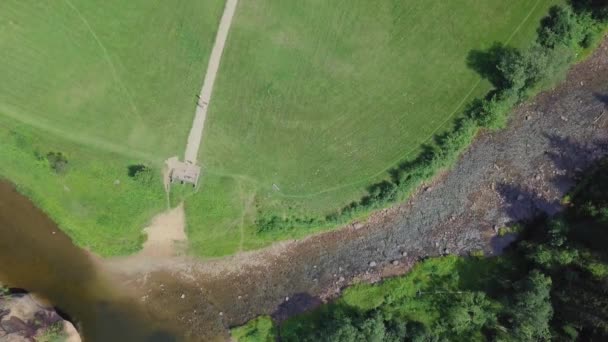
(165, 157, 201, 188)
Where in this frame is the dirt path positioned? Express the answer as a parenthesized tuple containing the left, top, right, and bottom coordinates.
(184, 0, 238, 163)
(105, 204, 187, 274)
(106, 37, 608, 341)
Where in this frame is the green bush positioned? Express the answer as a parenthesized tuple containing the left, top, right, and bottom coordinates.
(231, 316, 276, 342)
(46, 151, 68, 175)
(538, 6, 579, 48)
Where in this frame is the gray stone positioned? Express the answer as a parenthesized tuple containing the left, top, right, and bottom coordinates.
(369, 261, 377, 267)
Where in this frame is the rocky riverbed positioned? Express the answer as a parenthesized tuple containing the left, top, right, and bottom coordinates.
(0, 292, 79, 342)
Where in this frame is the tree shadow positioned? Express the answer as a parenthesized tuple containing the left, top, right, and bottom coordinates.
(127, 164, 148, 177)
(544, 133, 608, 194)
(569, 0, 608, 16)
(490, 134, 608, 254)
(594, 92, 608, 106)
(496, 183, 560, 223)
(271, 292, 323, 323)
(466, 43, 516, 88)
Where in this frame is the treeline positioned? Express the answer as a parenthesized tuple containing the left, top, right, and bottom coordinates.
(256, 1, 608, 234)
(237, 159, 608, 341)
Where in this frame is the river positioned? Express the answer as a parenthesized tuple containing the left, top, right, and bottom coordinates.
(0, 181, 181, 341)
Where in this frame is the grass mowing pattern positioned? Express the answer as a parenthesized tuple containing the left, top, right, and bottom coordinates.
(0, 0, 225, 256)
(187, 0, 560, 256)
(0, 0, 225, 159)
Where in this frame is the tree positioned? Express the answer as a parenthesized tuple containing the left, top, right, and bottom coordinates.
(442, 292, 497, 337)
(538, 6, 578, 48)
(508, 271, 553, 341)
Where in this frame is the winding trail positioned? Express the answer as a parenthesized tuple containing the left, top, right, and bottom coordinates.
(184, 0, 238, 163)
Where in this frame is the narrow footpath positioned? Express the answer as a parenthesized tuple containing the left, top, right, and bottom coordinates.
(184, 0, 238, 163)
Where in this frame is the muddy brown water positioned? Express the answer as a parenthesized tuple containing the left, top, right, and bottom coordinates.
(0, 182, 181, 342)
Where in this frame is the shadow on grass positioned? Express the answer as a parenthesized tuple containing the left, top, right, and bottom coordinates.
(466, 43, 517, 89)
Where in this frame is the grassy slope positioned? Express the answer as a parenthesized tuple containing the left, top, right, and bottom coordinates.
(186, 0, 560, 257)
(0, 0, 225, 256)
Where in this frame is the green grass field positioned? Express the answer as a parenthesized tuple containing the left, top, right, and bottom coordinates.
(0, 0, 225, 255)
(0, 0, 225, 159)
(187, 0, 560, 256)
(1, 0, 560, 257)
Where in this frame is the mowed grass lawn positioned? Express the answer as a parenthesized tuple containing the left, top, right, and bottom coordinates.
(0, 0, 225, 255)
(188, 0, 561, 256)
(0, 0, 225, 159)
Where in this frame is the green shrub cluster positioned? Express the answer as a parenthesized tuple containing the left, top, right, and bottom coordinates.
(45, 151, 69, 175)
(255, 2, 608, 234)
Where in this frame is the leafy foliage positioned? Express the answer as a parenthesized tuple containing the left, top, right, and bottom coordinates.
(231, 316, 276, 342)
(46, 151, 68, 175)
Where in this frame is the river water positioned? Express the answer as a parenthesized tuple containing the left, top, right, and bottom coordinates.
(0, 181, 180, 341)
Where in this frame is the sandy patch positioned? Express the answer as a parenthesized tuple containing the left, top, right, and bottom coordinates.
(140, 203, 187, 258)
(105, 204, 187, 274)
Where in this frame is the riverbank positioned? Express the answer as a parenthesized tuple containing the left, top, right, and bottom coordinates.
(1, 29, 606, 342)
(0, 182, 181, 342)
(105, 35, 608, 340)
